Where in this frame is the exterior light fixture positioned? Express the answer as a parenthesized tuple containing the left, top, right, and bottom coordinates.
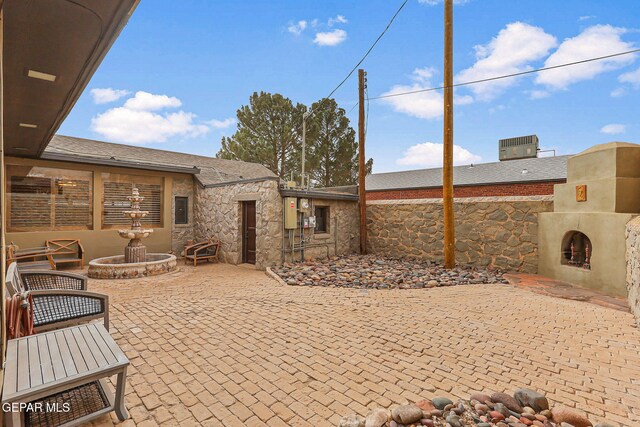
(27, 69, 57, 82)
(19, 123, 37, 128)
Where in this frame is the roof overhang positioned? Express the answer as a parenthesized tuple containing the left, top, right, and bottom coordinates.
(366, 178, 567, 192)
(280, 188, 359, 201)
(2, 0, 140, 157)
(40, 151, 201, 175)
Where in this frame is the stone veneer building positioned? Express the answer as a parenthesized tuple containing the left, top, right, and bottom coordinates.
(6, 135, 359, 269)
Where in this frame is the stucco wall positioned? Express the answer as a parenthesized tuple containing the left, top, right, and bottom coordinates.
(194, 179, 282, 269)
(5, 156, 183, 261)
(283, 198, 360, 263)
(366, 196, 553, 272)
(626, 216, 640, 327)
(171, 176, 195, 255)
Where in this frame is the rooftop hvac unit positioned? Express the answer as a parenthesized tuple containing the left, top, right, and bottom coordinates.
(499, 135, 539, 161)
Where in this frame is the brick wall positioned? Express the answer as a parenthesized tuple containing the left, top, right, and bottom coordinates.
(367, 180, 564, 201)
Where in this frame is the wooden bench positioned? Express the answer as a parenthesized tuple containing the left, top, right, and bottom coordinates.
(46, 239, 85, 269)
(2, 324, 129, 427)
(6, 244, 55, 271)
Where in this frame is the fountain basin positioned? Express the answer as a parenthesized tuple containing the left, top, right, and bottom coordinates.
(88, 253, 177, 279)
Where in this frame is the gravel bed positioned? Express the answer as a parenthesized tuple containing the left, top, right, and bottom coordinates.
(273, 254, 509, 289)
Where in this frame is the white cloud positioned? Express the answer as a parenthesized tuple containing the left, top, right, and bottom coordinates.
(600, 123, 626, 135)
(288, 20, 307, 35)
(381, 67, 444, 120)
(207, 118, 236, 129)
(90, 88, 130, 104)
(456, 22, 557, 101)
(123, 91, 182, 111)
(619, 67, 640, 88)
(91, 91, 208, 144)
(328, 15, 348, 26)
(535, 25, 637, 89)
(313, 29, 347, 46)
(578, 15, 595, 22)
(381, 67, 472, 119)
(611, 87, 626, 97)
(397, 142, 482, 167)
(529, 90, 550, 100)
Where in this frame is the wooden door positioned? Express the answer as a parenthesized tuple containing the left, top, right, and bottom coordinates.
(242, 201, 256, 264)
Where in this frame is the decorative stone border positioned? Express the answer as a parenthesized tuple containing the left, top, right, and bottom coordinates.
(339, 388, 609, 427)
(88, 253, 177, 280)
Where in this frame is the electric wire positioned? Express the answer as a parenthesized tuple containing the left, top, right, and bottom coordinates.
(367, 48, 640, 100)
(307, 0, 409, 119)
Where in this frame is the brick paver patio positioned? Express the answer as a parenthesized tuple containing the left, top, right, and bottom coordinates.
(88, 263, 640, 427)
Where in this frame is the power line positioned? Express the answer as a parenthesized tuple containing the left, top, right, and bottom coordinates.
(368, 48, 640, 101)
(307, 0, 409, 119)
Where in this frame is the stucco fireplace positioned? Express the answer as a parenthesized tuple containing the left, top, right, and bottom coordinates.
(538, 142, 640, 297)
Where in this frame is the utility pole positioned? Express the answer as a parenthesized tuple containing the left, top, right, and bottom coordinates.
(358, 69, 368, 255)
(301, 111, 310, 188)
(443, 0, 455, 269)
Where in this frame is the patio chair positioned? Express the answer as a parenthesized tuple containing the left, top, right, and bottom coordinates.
(6, 242, 55, 270)
(3, 264, 129, 427)
(184, 239, 220, 266)
(5, 262, 109, 332)
(46, 238, 85, 269)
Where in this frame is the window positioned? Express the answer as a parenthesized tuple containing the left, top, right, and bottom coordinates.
(6, 165, 93, 231)
(314, 206, 329, 233)
(102, 173, 163, 229)
(175, 196, 189, 225)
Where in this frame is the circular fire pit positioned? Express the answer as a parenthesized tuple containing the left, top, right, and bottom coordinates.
(88, 253, 177, 279)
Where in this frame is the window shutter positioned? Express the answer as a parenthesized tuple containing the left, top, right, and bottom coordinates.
(54, 178, 92, 228)
(103, 179, 163, 227)
(10, 176, 52, 229)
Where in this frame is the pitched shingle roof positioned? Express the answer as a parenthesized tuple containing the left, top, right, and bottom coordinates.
(366, 155, 570, 191)
(44, 135, 277, 186)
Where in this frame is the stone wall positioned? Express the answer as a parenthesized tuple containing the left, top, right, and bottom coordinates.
(366, 196, 554, 272)
(171, 176, 196, 255)
(626, 216, 640, 328)
(284, 198, 360, 263)
(194, 179, 282, 269)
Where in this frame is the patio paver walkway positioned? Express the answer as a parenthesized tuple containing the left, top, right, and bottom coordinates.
(87, 263, 640, 427)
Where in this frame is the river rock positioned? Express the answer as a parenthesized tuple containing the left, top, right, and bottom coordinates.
(391, 404, 423, 424)
(364, 408, 388, 427)
(339, 414, 365, 427)
(492, 392, 524, 413)
(551, 407, 593, 427)
(470, 392, 492, 403)
(415, 399, 435, 412)
(515, 388, 550, 413)
(432, 397, 453, 410)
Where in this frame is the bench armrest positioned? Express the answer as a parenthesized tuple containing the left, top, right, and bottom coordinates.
(21, 270, 88, 291)
(30, 290, 109, 332)
(193, 242, 219, 256)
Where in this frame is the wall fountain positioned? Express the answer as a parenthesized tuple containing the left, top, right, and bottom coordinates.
(88, 187, 177, 279)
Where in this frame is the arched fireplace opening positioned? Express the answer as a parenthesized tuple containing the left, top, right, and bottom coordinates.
(561, 231, 592, 270)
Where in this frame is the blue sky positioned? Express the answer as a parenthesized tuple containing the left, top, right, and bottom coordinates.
(59, 0, 640, 173)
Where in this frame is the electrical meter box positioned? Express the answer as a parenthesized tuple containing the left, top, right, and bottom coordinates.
(308, 216, 316, 228)
(299, 198, 310, 212)
(284, 197, 297, 229)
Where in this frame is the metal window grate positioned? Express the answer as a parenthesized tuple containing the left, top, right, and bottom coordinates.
(175, 196, 189, 225)
(25, 381, 109, 427)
